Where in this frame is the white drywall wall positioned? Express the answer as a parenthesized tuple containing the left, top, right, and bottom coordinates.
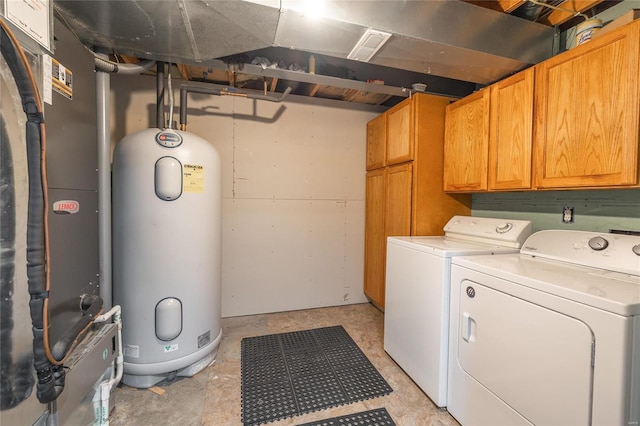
(110, 74, 383, 317)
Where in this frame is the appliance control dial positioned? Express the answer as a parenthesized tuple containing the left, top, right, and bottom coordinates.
(495, 222, 513, 233)
(156, 131, 183, 148)
(633, 244, 640, 256)
(588, 236, 609, 251)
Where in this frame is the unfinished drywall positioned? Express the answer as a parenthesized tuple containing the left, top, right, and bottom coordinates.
(110, 74, 383, 317)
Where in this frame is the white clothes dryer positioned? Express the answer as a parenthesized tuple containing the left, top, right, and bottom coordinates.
(447, 230, 640, 425)
(384, 215, 532, 408)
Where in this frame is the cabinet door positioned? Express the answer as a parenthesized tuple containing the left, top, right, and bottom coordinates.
(444, 89, 490, 191)
(366, 114, 386, 170)
(386, 99, 413, 165)
(386, 163, 413, 238)
(364, 169, 386, 306)
(534, 21, 640, 188)
(489, 68, 534, 190)
(363, 164, 412, 308)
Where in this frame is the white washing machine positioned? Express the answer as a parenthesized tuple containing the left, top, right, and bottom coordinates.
(384, 215, 533, 407)
(447, 230, 640, 425)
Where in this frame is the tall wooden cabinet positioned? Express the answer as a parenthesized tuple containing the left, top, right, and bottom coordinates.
(364, 93, 471, 307)
(364, 169, 386, 305)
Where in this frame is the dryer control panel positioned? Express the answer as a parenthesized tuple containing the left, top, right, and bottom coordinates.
(521, 230, 640, 276)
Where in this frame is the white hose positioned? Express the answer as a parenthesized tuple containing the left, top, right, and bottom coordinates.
(93, 305, 123, 425)
(168, 64, 174, 129)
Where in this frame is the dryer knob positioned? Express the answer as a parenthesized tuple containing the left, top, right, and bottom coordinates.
(496, 222, 513, 233)
(632, 244, 640, 256)
(588, 236, 609, 251)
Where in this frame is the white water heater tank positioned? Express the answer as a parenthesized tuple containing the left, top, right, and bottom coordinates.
(112, 128, 222, 388)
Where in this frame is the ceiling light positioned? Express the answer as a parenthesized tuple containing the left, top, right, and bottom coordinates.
(301, 0, 326, 18)
(347, 29, 392, 62)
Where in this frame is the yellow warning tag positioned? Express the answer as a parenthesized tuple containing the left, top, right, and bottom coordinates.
(183, 164, 204, 193)
(52, 58, 73, 99)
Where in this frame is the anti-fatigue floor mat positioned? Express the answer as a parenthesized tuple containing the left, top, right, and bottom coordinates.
(297, 407, 396, 426)
(241, 325, 393, 426)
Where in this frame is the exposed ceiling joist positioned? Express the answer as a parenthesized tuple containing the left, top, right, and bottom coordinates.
(465, 0, 526, 13)
(538, 0, 605, 25)
(465, 0, 607, 26)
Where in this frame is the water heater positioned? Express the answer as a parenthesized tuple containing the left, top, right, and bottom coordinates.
(112, 128, 222, 388)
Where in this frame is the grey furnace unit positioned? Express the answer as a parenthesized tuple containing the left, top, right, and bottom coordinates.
(44, 18, 100, 350)
(1, 13, 107, 426)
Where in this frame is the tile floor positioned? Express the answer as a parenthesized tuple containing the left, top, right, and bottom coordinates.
(109, 303, 459, 426)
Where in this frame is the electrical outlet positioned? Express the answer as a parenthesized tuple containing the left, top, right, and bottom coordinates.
(562, 206, 574, 223)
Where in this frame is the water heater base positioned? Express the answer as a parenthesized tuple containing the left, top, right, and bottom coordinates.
(122, 349, 217, 389)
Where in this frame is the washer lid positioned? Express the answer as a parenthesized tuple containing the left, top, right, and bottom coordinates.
(386, 236, 521, 257)
(453, 254, 640, 316)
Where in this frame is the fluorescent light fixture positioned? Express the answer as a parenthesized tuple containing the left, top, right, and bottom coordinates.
(347, 29, 392, 62)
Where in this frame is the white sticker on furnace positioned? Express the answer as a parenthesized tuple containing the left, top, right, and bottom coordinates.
(163, 344, 179, 353)
(123, 344, 140, 359)
(183, 164, 204, 193)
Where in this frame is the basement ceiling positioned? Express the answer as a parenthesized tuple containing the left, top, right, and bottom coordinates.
(53, 0, 609, 106)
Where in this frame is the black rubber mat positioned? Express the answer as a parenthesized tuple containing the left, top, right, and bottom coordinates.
(241, 326, 393, 426)
(297, 407, 396, 426)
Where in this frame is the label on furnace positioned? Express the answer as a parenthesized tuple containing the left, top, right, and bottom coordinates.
(183, 164, 204, 193)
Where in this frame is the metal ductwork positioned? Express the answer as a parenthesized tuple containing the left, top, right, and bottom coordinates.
(54, 0, 555, 85)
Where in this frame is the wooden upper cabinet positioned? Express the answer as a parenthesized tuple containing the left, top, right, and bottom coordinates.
(489, 68, 534, 190)
(444, 89, 490, 191)
(366, 114, 386, 171)
(534, 20, 640, 189)
(386, 99, 413, 165)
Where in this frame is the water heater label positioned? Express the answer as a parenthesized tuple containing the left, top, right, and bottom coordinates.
(163, 344, 179, 353)
(123, 344, 140, 359)
(183, 164, 204, 193)
(198, 331, 211, 348)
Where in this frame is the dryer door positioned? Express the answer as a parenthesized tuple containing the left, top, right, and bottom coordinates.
(458, 279, 594, 425)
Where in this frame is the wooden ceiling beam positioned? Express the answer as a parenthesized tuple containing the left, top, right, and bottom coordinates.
(464, 0, 607, 27)
(464, 1, 526, 13)
(176, 63, 190, 81)
(538, 0, 605, 26)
